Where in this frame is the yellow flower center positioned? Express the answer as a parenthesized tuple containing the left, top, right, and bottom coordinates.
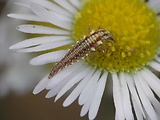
(72, 0, 160, 73)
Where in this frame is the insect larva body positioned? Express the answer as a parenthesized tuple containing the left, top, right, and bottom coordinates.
(48, 29, 113, 79)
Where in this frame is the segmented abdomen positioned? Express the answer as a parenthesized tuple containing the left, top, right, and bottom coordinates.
(48, 29, 111, 79)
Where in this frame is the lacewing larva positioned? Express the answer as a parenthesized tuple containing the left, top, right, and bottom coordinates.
(48, 28, 114, 79)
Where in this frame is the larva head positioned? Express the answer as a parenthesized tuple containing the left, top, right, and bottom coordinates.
(103, 29, 114, 41)
(95, 29, 114, 46)
(90, 29, 114, 48)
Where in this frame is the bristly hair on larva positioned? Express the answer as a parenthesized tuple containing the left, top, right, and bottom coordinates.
(48, 28, 114, 79)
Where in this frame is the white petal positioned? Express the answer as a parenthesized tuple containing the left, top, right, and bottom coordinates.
(80, 82, 98, 117)
(9, 36, 71, 50)
(8, 13, 47, 22)
(137, 72, 160, 114)
(140, 68, 160, 98)
(33, 74, 49, 94)
(119, 72, 134, 120)
(14, 2, 30, 8)
(149, 60, 160, 72)
(17, 24, 71, 35)
(46, 61, 83, 89)
(53, 0, 78, 14)
(30, 50, 68, 66)
(29, 0, 72, 17)
(46, 64, 86, 98)
(63, 69, 95, 107)
(147, 0, 160, 12)
(112, 73, 125, 120)
(17, 40, 73, 53)
(80, 98, 91, 117)
(154, 56, 160, 63)
(137, 72, 156, 99)
(30, 3, 72, 30)
(131, 96, 144, 120)
(15, 2, 73, 22)
(55, 66, 91, 102)
(125, 73, 146, 118)
(45, 76, 71, 98)
(68, 0, 81, 9)
(133, 74, 157, 120)
(50, 12, 72, 23)
(88, 72, 108, 120)
(78, 70, 101, 105)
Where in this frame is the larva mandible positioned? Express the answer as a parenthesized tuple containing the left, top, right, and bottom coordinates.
(48, 28, 114, 79)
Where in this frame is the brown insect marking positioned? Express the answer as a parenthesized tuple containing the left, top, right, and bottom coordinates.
(48, 28, 114, 79)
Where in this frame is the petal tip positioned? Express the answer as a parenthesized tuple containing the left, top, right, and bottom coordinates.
(54, 98, 58, 103)
(63, 100, 71, 107)
(9, 45, 16, 50)
(33, 89, 39, 95)
(45, 95, 50, 99)
(29, 59, 37, 65)
(7, 14, 12, 18)
(33, 85, 45, 95)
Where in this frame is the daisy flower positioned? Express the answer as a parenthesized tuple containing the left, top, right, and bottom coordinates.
(9, 0, 160, 120)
